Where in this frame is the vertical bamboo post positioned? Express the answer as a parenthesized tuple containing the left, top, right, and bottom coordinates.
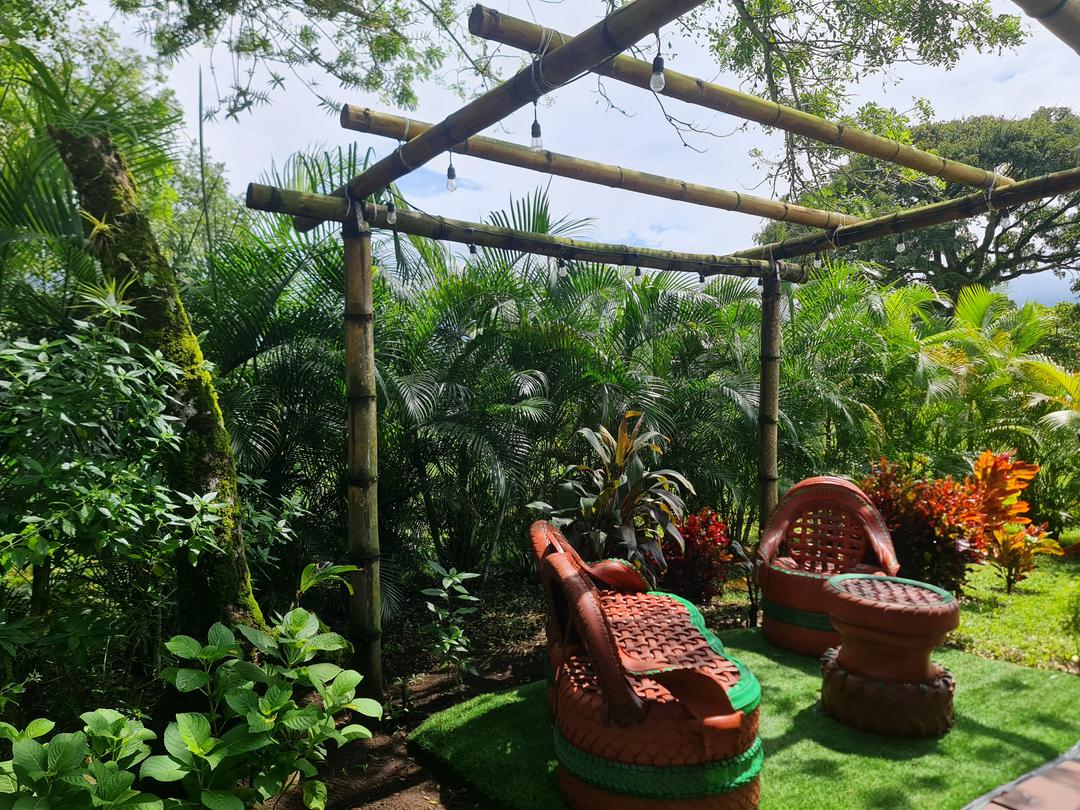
(758, 267, 782, 534)
(343, 216, 382, 698)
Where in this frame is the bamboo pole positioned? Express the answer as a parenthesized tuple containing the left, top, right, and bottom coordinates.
(757, 269, 782, 534)
(340, 106, 859, 230)
(469, 6, 1015, 191)
(343, 217, 382, 699)
(735, 165, 1080, 260)
(248, 183, 809, 281)
(294, 0, 707, 231)
(1012, 0, 1080, 57)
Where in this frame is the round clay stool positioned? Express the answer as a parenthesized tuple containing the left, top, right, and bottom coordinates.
(820, 574, 960, 737)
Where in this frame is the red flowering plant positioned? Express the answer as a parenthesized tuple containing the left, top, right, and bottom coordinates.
(660, 508, 748, 605)
(862, 452, 1060, 594)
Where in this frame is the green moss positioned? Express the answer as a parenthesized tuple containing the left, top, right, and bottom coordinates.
(411, 630, 1080, 810)
(51, 125, 265, 632)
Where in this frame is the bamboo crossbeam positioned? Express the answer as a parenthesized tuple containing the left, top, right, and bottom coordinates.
(294, 0, 706, 232)
(1012, 0, 1080, 57)
(247, 183, 808, 281)
(469, 6, 1016, 191)
(340, 105, 859, 230)
(734, 166, 1080, 261)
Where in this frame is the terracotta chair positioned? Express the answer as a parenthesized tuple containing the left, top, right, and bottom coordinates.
(530, 521, 763, 810)
(757, 476, 900, 657)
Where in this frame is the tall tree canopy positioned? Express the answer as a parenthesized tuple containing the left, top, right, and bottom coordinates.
(691, 0, 1026, 191)
(783, 107, 1080, 293)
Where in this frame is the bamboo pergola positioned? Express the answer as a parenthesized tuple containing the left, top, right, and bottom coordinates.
(244, 0, 1080, 697)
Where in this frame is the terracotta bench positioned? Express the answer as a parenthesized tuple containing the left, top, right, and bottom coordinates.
(530, 520, 763, 810)
(757, 476, 900, 656)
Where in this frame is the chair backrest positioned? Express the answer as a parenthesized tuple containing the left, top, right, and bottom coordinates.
(531, 521, 646, 724)
(758, 476, 899, 575)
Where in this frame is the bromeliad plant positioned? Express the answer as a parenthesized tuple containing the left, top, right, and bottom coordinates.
(0, 610, 380, 810)
(530, 411, 694, 582)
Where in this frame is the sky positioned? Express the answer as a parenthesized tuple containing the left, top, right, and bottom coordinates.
(83, 0, 1080, 304)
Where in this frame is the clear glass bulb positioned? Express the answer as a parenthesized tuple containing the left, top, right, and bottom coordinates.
(896, 240, 906, 254)
(531, 118, 543, 152)
(385, 201, 397, 225)
(446, 164, 457, 192)
(814, 257, 823, 269)
(650, 55, 666, 93)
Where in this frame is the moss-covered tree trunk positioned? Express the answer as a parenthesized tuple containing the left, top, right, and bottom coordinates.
(50, 127, 264, 633)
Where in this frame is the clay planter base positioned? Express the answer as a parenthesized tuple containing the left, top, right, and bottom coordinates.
(558, 766, 761, 810)
(820, 647, 956, 738)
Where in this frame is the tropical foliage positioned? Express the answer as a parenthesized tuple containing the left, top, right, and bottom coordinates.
(661, 508, 747, 605)
(863, 452, 1062, 594)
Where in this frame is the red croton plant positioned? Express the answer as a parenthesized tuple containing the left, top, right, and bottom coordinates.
(862, 451, 1062, 594)
(661, 508, 736, 604)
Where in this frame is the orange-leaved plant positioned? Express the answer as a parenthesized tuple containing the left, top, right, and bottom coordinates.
(968, 451, 1062, 593)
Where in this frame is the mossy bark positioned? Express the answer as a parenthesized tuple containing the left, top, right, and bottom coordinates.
(50, 127, 265, 633)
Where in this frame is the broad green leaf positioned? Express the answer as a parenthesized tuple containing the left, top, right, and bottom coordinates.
(164, 635, 204, 660)
(12, 796, 50, 809)
(140, 755, 187, 783)
(206, 623, 235, 650)
(329, 670, 362, 697)
(173, 668, 210, 693)
(224, 688, 259, 716)
(90, 761, 135, 802)
(11, 739, 45, 780)
(199, 790, 243, 810)
(348, 698, 382, 718)
(306, 633, 347, 652)
(175, 714, 212, 755)
(303, 780, 327, 810)
(162, 724, 193, 765)
(237, 626, 277, 654)
(280, 707, 320, 731)
(45, 732, 86, 773)
(303, 663, 342, 684)
(22, 720, 55, 740)
(338, 724, 372, 742)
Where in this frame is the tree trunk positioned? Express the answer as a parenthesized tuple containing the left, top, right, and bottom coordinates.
(49, 127, 264, 634)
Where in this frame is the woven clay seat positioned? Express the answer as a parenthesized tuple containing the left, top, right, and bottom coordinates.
(530, 521, 763, 809)
(820, 573, 960, 737)
(757, 476, 899, 656)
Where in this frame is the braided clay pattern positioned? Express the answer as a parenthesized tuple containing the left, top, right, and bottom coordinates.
(558, 766, 761, 810)
(824, 574, 959, 636)
(555, 653, 760, 766)
(820, 647, 956, 737)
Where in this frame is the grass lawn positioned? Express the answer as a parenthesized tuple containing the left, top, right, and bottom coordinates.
(410, 630, 1080, 810)
(951, 543, 1080, 669)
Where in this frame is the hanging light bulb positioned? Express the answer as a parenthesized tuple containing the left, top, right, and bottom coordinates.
(469, 243, 478, 256)
(895, 237, 907, 254)
(814, 256, 823, 269)
(446, 159, 457, 192)
(385, 198, 397, 225)
(530, 102, 544, 152)
(697, 272, 706, 291)
(650, 54, 666, 93)
(557, 257, 568, 278)
(634, 267, 642, 278)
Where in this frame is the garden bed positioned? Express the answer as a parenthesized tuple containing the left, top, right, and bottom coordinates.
(410, 629, 1080, 810)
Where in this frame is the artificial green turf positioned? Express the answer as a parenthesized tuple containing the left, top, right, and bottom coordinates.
(953, 551, 1080, 669)
(409, 629, 1080, 810)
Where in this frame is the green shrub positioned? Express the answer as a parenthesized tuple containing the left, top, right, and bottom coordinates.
(423, 562, 480, 680)
(0, 610, 381, 809)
